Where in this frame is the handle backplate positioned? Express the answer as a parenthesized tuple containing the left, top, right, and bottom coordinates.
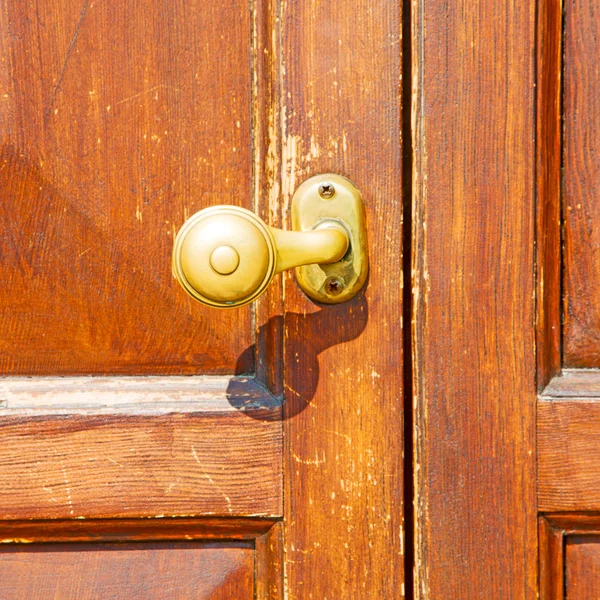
(292, 174, 368, 304)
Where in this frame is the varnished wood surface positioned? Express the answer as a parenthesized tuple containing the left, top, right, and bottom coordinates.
(542, 514, 600, 533)
(0, 542, 254, 599)
(539, 400, 600, 511)
(0, 402, 282, 519)
(563, 0, 600, 367)
(536, 0, 563, 389)
(566, 537, 600, 599)
(253, 0, 284, 397)
(0, 0, 254, 374)
(0, 518, 277, 543)
(255, 521, 283, 599)
(539, 517, 564, 600)
(281, 0, 405, 596)
(538, 515, 600, 599)
(0, 0, 409, 596)
(412, 0, 537, 597)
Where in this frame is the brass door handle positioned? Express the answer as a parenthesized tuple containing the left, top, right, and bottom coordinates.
(172, 174, 368, 308)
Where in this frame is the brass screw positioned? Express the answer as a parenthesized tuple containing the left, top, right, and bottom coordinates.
(318, 182, 336, 199)
(324, 276, 343, 296)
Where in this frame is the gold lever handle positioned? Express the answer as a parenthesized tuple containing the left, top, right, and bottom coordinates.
(172, 174, 368, 308)
(172, 206, 348, 307)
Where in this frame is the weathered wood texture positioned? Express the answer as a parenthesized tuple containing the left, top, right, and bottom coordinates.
(0, 375, 277, 413)
(0, 0, 254, 374)
(254, 0, 284, 396)
(0, 378, 282, 519)
(542, 369, 600, 397)
(538, 400, 600, 511)
(566, 537, 600, 599)
(563, 0, 600, 366)
(412, 0, 537, 597)
(536, 0, 563, 389)
(0, 542, 254, 599)
(281, 0, 404, 596)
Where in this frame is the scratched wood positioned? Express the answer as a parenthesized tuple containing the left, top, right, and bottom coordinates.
(0, 376, 276, 414)
(0, 542, 255, 599)
(0, 0, 254, 374)
(412, 0, 537, 596)
(256, 521, 284, 599)
(0, 389, 282, 519)
(281, 0, 405, 597)
(0, 0, 409, 595)
(254, 0, 284, 396)
(563, 0, 600, 367)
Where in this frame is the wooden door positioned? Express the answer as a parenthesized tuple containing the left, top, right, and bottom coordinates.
(537, 0, 600, 596)
(0, 0, 404, 598)
(412, 0, 600, 597)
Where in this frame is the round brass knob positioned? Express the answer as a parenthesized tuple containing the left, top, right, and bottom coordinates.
(172, 206, 277, 308)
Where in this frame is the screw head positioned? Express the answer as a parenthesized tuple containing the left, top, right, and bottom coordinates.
(324, 276, 344, 296)
(318, 182, 336, 199)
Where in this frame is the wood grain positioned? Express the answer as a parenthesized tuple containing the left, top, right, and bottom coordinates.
(563, 0, 600, 366)
(281, 0, 405, 596)
(539, 400, 600, 511)
(0, 0, 254, 374)
(536, 0, 563, 389)
(253, 0, 284, 397)
(566, 537, 600, 599)
(256, 521, 283, 599)
(0, 542, 254, 599)
(412, 0, 537, 596)
(0, 380, 282, 519)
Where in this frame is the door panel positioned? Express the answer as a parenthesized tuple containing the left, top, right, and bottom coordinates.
(566, 537, 600, 600)
(412, 0, 537, 596)
(540, 516, 600, 599)
(539, 384, 600, 512)
(537, 0, 600, 596)
(0, 0, 404, 596)
(0, 542, 254, 600)
(281, 0, 405, 596)
(0, 0, 254, 374)
(0, 377, 281, 519)
(563, 0, 600, 367)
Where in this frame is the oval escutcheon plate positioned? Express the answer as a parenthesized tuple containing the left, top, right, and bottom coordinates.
(292, 174, 369, 304)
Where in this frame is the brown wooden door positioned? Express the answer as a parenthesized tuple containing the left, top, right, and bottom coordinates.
(413, 0, 600, 598)
(537, 0, 600, 596)
(0, 0, 403, 598)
